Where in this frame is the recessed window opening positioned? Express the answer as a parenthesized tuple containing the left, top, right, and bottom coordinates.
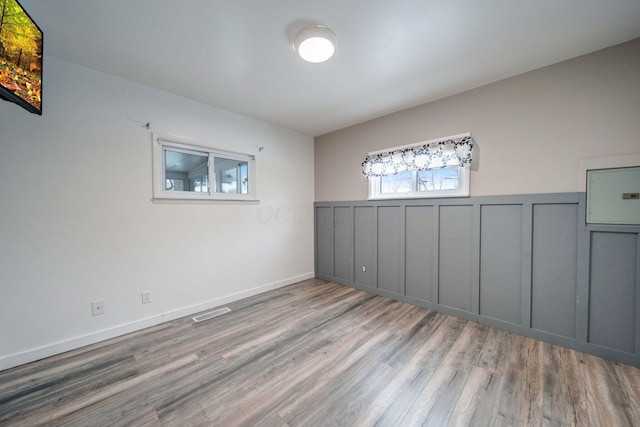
(363, 133, 474, 200)
(153, 136, 257, 202)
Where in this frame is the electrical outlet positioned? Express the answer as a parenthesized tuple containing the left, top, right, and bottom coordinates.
(142, 291, 152, 304)
(362, 265, 366, 272)
(91, 300, 105, 316)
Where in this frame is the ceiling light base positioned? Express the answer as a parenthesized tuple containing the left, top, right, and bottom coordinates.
(294, 25, 337, 63)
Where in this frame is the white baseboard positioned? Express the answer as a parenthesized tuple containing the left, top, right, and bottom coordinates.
(0, 272, 315, 371)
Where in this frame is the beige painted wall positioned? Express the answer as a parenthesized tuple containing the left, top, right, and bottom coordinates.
(315, 38, 640, 201)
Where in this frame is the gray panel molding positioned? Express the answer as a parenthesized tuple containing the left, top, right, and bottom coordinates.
(637, 235, 640, 357)
(377, 206, 403, 295)
(405, 206, 434, 302)
(432, 205, 441, 305)
(479, 204, 523, 325)
(576, 193, 590, 345)
(399, 206, 407, 297)
(333, 207, 353, 282)
(521, 203, 533, 329)
(439, 205, 474, 312)
(315, 206, 334, 276)
(588, 232, 637, 353)
(472, 204, 481, 316)
(315, 192, 640, 368)
(530, 203, 578, 338)
(354, 207, 375, 287)
(317, 192, 580, 208)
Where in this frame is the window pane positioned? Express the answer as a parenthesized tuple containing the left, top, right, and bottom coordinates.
(165, 179, 184, 191)
(191, 175, 208, 192)
(164, 149, 209, 193)
(214, 157, 249, 194)
(240, 162, 248, 194)
(381, 171, 413, 194)
(417, 167, 460, 191)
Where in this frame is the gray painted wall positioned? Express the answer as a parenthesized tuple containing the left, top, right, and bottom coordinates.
(589, 232, 638, 353)
(378, 207, 403, 295)
(315, 193, 640, 367)
(439, 205, 474, 312)
(354, 207, 375, 287)
(531, 204, 578, 338)
(405, 206, 434, 302)
(480, 204, 522, 326)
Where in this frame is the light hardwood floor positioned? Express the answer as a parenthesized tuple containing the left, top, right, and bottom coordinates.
(1, 279, 640, 426)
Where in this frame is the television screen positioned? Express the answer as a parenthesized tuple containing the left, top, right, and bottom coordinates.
(0, 0, 42, 114)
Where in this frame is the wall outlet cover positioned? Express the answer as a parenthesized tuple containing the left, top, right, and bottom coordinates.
(142, 291, 151, 304)
(91, 300, 105, 316)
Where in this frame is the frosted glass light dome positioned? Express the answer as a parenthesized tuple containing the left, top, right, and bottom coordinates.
(294, 25, 337, 63)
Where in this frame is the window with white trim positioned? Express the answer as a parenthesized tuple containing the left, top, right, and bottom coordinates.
(153, 137, 256, 201)
(363, 133, 474, 200)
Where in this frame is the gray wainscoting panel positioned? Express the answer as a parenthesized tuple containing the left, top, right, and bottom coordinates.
(589, 232, 638, 353)
(439, 205, 473, 312)
(316, 207, 333, 276)
(378, 206, 402, 295)
(354, 207, 375, 287)
(405, 206, 434, 302)
(314, 193, 640, 368)
(480, 204, 522, 325)
(531, 204, 578, 338)
(333, 207, 353, 281)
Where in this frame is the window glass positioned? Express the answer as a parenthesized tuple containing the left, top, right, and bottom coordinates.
(214, 157, 249, 194)
(165, 179, 184, 191)
(164, 149, 209, 193)
(369, 166, 469, 199)
(191, 175, 208, 192)
(381, 171, 412, 194)
(417, 167, 460, 191)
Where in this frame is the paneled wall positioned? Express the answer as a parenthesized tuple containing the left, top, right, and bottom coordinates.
(315, 193, 640, 367)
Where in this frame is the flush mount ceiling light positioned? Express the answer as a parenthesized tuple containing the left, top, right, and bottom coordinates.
(294, 25, 337, 63)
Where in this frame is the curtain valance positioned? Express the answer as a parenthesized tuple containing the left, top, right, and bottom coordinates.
(362, 136, 474, 179)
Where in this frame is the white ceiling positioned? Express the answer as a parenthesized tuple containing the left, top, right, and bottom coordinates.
(20, 0, 640, 136)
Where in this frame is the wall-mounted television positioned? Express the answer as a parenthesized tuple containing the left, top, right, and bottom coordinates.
(0, 0, 42, 115)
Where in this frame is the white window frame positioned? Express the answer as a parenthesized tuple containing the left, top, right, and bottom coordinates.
(368, 167, 469, 200)
(152, 135, 257, 202)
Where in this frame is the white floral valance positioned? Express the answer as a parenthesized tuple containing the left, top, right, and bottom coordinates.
(362, 136, 474, 179)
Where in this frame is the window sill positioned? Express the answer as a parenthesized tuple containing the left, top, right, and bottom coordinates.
(368, 194, 470, 201)
(152, 197, 260, 205)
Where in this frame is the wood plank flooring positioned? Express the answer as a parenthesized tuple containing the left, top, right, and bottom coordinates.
(1, 278, 640, 426)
